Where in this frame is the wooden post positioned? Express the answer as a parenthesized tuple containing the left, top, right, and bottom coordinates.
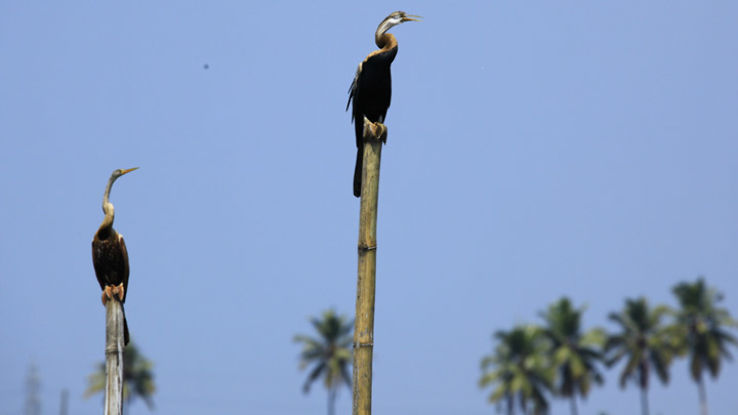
(352, 117, 387, 415)
(104, 299, 125, 415)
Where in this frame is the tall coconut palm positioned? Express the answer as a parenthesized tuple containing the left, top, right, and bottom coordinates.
(85, 342, 156, 414)
(604, 297, 675, 415)
(479, 325, 552, 415)
(672, 278, 738, 415)
(540, 298, 605, 415)
(294, 309, 353, 415)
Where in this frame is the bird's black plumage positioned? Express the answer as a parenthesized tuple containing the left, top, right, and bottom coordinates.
(347, 11, 418, 197)
(348, 47, 396, 197)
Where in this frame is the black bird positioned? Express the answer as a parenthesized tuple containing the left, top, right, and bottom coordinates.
(347, 11, 420, 197)
(92, 167, 137, 345)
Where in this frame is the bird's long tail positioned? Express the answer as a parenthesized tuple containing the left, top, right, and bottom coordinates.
(122, 304, 130, 346)
(353, 147, 363, 197)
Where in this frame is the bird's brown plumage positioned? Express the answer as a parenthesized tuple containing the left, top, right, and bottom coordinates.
(92, 167, 137, 345)
(92, 227, 131, 345)
(92, 230, 129, 301)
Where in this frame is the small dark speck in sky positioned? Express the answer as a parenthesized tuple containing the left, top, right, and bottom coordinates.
(203, 64, 209, 70)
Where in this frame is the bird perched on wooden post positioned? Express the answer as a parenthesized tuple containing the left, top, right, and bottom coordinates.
(347, 11, 420, 197)
(92, 167, 138, 345)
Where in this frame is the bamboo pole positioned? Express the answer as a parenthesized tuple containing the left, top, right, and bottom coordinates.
(352, 117, 387, 415)
(104, 299, 125, 415)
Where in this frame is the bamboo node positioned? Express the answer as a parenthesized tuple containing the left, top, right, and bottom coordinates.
(353, 341, 374, 349)
(105, 345, 121, 355)
(358, 244, 377, 252)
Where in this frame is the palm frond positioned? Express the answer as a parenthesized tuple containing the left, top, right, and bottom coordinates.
(303, 362, 326, 393)
(295, 310, 354, 397)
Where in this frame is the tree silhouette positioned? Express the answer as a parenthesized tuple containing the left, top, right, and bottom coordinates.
(540, 298, 605, 415)
(672, 278, 738, 415)
(294, 309, 353, 415)
(480, 325, 552, 415)
(605, 297, 676, 415)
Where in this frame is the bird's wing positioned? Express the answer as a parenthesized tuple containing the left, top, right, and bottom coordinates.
(119, 233, 130, 303)
(346, 62, 362, 116)
(92, 239, 107, 291)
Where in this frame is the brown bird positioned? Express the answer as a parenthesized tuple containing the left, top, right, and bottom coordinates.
(347, 11, 420, 197)
(92, 167, 138, 345)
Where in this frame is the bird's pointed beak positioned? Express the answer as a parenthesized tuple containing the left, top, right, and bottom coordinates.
(120, 167, 139, 175)
(403, 14, 422, 22)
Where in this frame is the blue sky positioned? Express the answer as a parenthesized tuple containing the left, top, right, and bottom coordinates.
(1, 1, 737, 414)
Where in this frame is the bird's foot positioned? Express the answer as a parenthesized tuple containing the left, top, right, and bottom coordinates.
(113, 283, 125, 302)
(362, 117, 388, 143)
(102, 286, 115, 305)
(376, 123, 387, 143)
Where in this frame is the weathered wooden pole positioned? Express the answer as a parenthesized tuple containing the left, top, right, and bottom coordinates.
(104, 299, 125, 415)
(352, 117, 387, 415)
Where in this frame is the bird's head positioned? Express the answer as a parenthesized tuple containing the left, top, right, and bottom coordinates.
(111, 167, 139, 181)
(377, 11, 421, 36)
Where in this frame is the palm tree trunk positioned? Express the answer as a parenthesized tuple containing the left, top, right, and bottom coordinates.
(328, 388, 336, 415)
(698, 377, 708, 415)
(569, 396, 578, 415)
(104, 299, 125, 415)
(352, 119, 386, 415)
(59, 389, 69, 415)
(640, 387, 649, 415)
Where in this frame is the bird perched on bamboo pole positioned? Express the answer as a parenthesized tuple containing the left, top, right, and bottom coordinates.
(347, 11, 420, 197)
(92, 167, 138, 346)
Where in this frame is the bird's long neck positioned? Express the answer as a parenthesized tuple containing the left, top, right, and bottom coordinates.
(375, 32, 397, 51)
(99, 176, 117, 234)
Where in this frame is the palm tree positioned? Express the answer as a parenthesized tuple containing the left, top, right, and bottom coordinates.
(294, 309, 353, 415)
(672, 278, 738, 415)
(85, 342, 156, 414)
(604, 297, 675, 415)
(479, 325, 552, 415)
(540, 298, 605, 415)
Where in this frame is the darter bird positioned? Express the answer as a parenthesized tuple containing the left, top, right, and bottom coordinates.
(92, 167, 138, 345)
(347, 11, 420, 197)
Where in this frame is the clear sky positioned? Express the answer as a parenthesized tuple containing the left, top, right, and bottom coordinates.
(1, 1, 737, 414)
